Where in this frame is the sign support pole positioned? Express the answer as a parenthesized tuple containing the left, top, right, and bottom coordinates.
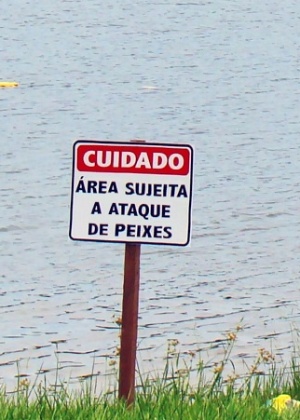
(69, 139, 193, 406)
(119, 243, 141, 406)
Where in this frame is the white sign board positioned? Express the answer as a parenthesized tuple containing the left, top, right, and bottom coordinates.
(69, 141, 194, 246)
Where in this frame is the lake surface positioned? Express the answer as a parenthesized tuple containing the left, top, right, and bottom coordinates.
(1, 0, 300, 392)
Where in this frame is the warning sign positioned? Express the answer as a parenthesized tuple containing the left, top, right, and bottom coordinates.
(69, 141, 194, 246)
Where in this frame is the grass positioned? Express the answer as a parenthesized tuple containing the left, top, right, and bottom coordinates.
(1, 327, 300, 419)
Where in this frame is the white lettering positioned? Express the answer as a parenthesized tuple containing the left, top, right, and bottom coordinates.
(82, 149, 186, 171)
(83, 151, 96, 167)
(113, 151, 119, 167)
(153, 153, 167, 169)
(136, 152, 151, 168)
(121, 151, 136, 167)
(96, 151, 112, 167)
(168, 153, 184, 170)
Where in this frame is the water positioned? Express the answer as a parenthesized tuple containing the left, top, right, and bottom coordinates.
(1, 0, 300, 391)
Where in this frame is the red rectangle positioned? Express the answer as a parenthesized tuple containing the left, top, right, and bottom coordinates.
(76, 143, 191, 175)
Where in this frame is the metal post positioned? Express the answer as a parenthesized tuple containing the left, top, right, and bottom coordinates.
(119, 243, 141, 406)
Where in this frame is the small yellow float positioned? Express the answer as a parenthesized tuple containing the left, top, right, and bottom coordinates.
(0, 81, 19, 88)
(270, 394, 300, 413)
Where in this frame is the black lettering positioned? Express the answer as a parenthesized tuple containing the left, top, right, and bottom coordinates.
(75, 176, 86, 193)
(169, 184, 177, 197)
(142, 225, 152, 237)
(111, 224, 173, 239)
(99, 224, 108, 235)
(119, 203, 128, 214)
(153, 184, 162, 196)
(115, 224, 126, 236)
(136, 224, 142, 236)
(128, 204, 138, 217)
(163, 226, 172, 238)
(91, 202, 102, 214)
(88, 223, 98, 235)
(138, 204, 150, 220)
(127, 225, 136, 237)
(153, 226, 163, 238)
(87, 180, 98, 193)
(98, 181, 107, 193)
(109, 203, 119, 215)
(125, 183, 134, 195)
(149, 204, 159, 218)
(178, 185, 188, 197)
(161, 205, 170, 218)
(108, 181, 118, 193)
(123, 182, 187, 198)
(135, 183, 146, 195)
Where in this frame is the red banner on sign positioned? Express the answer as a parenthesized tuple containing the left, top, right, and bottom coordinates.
(77, 144, 190, 175)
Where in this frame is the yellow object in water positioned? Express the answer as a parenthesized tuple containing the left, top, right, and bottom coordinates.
(272, 394, 300, 413)
(0, 81, 19, 88)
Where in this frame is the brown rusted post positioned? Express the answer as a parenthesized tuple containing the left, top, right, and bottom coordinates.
(119, 243, 141, 406)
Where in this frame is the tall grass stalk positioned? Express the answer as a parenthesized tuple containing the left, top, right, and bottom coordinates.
(1, 329, 300, 418)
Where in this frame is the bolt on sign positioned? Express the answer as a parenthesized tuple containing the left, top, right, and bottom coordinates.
(69, 140, 194, 246)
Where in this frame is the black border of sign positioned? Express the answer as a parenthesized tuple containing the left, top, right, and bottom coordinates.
(69, 140, 194, 246)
